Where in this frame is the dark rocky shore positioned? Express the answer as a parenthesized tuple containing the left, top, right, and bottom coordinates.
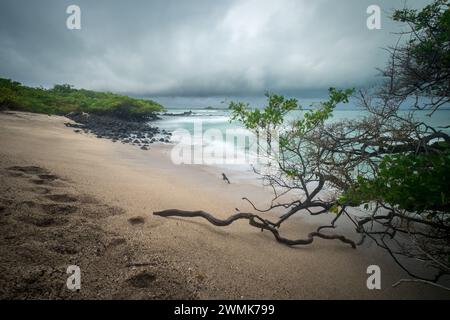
(64, 112, 171, 150)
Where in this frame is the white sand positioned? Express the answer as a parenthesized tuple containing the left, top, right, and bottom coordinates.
(0, 111, 448, 299)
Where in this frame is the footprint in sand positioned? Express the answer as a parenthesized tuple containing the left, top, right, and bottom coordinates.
(41, 203, 78, 215)
(128, 216, 145, 225)
(0, 198, 14, 214)
(7, 166, 48, 175)
(108, 237, 127, 247)
(30, 176, 64, 186)
(45, 194, 78, 203)
(6, 166, 65, 187)
(127, 272, 156, 288)
(41, 194, 79, 215)
(37, 174, 59, 181)
(30, 179, 49, 185)
(18, 214, 68, 227)
(16, 200, 41, 210)
(50, 243, 79, 255)
(6, 171, 25, 178)
(27, 187, 51, 195)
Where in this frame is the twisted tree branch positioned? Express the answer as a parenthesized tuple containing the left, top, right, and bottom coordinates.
(154, 209, 356, 248)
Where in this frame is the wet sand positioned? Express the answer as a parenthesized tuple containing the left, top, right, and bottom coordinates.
(0, 111, 448, 299)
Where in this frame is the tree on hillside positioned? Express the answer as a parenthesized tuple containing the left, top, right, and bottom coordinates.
(155, 0, 450, 290)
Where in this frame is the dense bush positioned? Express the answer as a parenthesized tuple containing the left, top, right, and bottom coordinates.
(0, 78, 164, 121)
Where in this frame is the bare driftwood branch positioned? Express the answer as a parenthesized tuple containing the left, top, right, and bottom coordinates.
(154, 3, 450, 290)
(392, 279, 450, 291)
(154, 209, 356, 248)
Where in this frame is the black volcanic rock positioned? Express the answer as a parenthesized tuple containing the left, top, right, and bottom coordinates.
(64, 112, 171, 148)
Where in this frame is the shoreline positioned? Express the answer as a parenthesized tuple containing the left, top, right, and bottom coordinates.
(0, 111, 448, 299)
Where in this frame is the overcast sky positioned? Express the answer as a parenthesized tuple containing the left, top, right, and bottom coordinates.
(0, 0, 431, 98)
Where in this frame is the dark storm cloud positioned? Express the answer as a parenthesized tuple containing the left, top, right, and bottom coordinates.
(0, 0, 432, 96)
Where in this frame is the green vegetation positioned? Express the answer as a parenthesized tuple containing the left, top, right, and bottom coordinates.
(393, 0, 450, 75)
(340, 152, 450, 214)
(230, 93, 299, 130)
(224, 0, 450, 288)
(388, 0, 450, 112)
(340, 0, 450, 213)
(0, 78, 164, 121)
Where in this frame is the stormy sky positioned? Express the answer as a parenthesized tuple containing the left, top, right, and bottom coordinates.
(0, 0, 432, 98)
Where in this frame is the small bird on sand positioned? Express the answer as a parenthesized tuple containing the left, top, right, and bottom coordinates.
(222, 173, 230, 184)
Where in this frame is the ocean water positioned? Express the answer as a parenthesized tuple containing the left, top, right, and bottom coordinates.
(152, 99, 450, 175)
(154, 97, 450, 133)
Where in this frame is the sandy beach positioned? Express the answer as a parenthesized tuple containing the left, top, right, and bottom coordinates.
(0, 111, 448, 299)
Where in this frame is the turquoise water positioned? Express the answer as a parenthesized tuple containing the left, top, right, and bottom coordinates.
(155, 107, 450, 135)
(153, 102, 450, 171)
